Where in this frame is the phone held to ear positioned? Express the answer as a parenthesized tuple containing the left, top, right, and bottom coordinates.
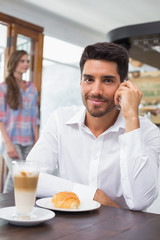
(116, 97, 121, 110)
(115, 79, 127, 110)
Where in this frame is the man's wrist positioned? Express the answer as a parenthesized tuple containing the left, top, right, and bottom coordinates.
(125, 116, 140, 133)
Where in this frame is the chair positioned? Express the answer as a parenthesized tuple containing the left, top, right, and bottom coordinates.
(0, 155, 8, 193)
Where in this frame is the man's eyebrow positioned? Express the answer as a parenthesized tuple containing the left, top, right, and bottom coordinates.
(102, 75, 116, 79)
(82, 74, 116, 79)
(83, 74, 93, 78)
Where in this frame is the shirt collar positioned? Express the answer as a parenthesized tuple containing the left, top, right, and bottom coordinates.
(108, 111, 125, 132)
(66, 107, 125, 132)
(66, 106, 86, 127)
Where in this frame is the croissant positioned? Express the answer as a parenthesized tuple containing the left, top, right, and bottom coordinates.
(51, 191, 80, 209)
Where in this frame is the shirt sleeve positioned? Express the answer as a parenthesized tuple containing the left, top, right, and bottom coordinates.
(119, 124, 160, 211)
(0, 85, 6, 123)
(36, 172, 97, 201)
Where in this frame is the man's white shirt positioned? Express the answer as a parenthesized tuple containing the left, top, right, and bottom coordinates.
(27, 105, 160, 210)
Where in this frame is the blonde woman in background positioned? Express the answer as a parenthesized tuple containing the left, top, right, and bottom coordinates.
(0, 50, 39, 192)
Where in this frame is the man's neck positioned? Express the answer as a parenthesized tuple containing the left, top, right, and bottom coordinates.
(85, 109, 120, 138)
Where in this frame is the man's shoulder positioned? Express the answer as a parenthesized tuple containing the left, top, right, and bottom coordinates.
(139, 115, 154, 125)
(139, 115, 160, 132)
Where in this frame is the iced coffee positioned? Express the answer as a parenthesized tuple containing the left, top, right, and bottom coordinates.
(13, 161, 39, 219)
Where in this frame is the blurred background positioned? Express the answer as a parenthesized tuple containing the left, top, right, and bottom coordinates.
(0, 1, 160, 211)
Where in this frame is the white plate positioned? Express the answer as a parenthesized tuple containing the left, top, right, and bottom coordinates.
(0, 206, 55, 226)
(36, 197, 101, 212)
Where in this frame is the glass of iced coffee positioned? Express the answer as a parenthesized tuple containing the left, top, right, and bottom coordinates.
(12, 161, 39, 219)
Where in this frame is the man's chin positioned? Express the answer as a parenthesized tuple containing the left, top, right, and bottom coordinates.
(87, 109, 107, 118)
(86, 105, 117, 118)
(90, 113, 105, 117)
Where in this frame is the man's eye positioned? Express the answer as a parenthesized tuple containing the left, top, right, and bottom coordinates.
(104, 79, 113, 83)
(84, 78, 93, 82)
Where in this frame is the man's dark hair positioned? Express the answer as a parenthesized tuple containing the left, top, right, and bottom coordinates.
(80, 42, 129, 82)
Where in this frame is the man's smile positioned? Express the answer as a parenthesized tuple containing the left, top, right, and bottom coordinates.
(86, 95, 107, 106)
(88, 98, 106, 106)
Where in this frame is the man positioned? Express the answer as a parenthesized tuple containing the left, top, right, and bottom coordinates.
(27, 42, 160, 210)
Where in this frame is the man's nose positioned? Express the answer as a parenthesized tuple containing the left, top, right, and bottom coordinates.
(92, 81, 103, 95)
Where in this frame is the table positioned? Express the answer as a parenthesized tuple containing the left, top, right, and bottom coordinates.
(0, 192, 160, 240)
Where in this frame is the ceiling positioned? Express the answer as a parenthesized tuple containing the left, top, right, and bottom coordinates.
(21, 0, 160, 36)
(1, 0, 160, 70)
(19, 0, 160, 70)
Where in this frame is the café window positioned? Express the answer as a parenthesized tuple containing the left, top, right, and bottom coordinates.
(41, 36, 83, 129)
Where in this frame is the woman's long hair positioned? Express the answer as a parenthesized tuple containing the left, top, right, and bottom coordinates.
(5, 50, 28, 110)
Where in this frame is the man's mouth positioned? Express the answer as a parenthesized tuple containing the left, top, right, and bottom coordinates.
(87, 97, 107, 105)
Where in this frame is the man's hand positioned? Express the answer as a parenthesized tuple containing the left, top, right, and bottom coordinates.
(93, 189, 119, 208)
(114, 80, 143, 132)
(6, 142, 19, 159)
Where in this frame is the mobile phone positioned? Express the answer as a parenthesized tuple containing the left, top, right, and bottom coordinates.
(116, 97, 121, 110)
(115, 79, 127, 110)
